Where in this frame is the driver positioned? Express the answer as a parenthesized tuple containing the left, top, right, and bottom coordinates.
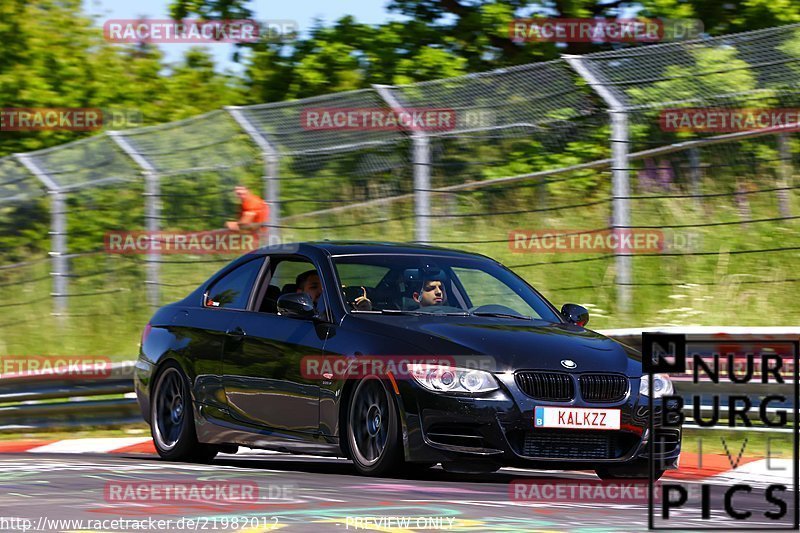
(413, 274, 448, 307)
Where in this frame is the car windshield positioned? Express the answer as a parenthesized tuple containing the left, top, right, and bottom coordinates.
(332, 254, 561, 321)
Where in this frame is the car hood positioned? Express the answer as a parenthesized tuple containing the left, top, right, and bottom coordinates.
(351, 315, 642, 375)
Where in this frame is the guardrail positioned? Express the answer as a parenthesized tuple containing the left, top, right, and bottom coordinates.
(0, 362, 140, 431)
(600, 326, 800, 351)
(0, 327, 795, 431)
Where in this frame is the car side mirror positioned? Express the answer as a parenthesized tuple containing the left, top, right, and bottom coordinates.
(561, 303, 589, 327)
(277, 293, 315, 318)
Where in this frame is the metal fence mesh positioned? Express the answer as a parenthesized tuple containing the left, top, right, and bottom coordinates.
(238, 89, 404, 154)
(116, 110, 258, 175)
(392, 60, 601, 134)
(0, 156, 43, 204)
(25, 135, 141, 191)
(579, 24, 800, 108)
(1, 23, 799, 357)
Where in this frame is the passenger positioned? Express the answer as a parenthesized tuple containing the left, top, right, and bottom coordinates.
(296, 269, 322, 305)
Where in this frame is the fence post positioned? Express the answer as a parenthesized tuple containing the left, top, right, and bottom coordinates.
(225, 106, 280, 245)
(412, 136, 431, 243)
(564, 55, 632, 314)
(15, 154, 68, 318)
(372, 84, 431, 243)
(777, 133, 792, 217)
(109, 131, 161, 308)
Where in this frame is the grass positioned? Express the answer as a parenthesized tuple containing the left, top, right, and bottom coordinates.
(0, 168, 798, 359)
(0, 424, 149, 441)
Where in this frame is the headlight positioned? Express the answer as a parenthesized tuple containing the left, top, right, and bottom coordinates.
(639, 373, 674, 398)
(409, 364, 498, 393)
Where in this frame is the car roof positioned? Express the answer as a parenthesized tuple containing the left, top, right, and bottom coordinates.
(253, 241, 492, 260)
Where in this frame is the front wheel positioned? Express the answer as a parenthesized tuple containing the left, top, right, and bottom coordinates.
(346, 376, 403, 476)
(151, 362, 218, 463)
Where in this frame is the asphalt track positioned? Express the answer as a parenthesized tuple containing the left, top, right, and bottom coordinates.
(0, 451, 795, 533)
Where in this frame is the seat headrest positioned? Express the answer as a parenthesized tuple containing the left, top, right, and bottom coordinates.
(281, 283, 298, 294)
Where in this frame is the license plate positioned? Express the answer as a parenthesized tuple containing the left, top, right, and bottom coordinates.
(534, 406, 621, 430)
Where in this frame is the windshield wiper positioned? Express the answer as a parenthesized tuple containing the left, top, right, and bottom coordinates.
(385, 309, 471, 316)
(414, 311, 470, 316)
(350, 309, 420, 315)
(355, 309, 471, 316)
(469, 311, 532, 320)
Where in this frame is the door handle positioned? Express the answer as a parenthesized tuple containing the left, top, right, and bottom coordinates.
(226, 326, 246, 340)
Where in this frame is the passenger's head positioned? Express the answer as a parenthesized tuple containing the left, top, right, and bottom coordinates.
(296, 269, 322, 303)
(234, 185, 249, 200)
(413, 274, 447, 307)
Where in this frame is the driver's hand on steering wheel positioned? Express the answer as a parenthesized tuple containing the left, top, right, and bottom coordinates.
(353, 286, 372, 311)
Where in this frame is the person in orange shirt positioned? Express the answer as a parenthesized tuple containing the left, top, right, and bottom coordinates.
(225, 186, 269, 231)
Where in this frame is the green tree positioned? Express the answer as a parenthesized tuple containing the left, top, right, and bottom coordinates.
(170, 0, 800, 101)
(0, 0, 245, 261)
(0, 0, 243, 158)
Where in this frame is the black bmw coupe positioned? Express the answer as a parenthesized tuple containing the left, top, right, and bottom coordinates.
(134, 242, 680, 478)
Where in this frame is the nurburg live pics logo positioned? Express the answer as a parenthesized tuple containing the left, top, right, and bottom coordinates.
(643, 332, 799, 530)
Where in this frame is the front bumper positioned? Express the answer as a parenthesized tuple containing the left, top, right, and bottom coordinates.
(396, 372, 682, 470)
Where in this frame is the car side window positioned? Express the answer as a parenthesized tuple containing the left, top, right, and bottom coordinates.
(269, 259, 318, 295)
(205, 258, 264, 310)
(255, 258, 328, 318)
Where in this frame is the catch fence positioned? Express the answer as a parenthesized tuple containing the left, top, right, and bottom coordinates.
(2, 24, 800, 355)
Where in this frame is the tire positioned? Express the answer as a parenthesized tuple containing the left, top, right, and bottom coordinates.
(150, 361, 218, 463)
(346, 376, 403, 476)
(596, 460, 664, 480)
